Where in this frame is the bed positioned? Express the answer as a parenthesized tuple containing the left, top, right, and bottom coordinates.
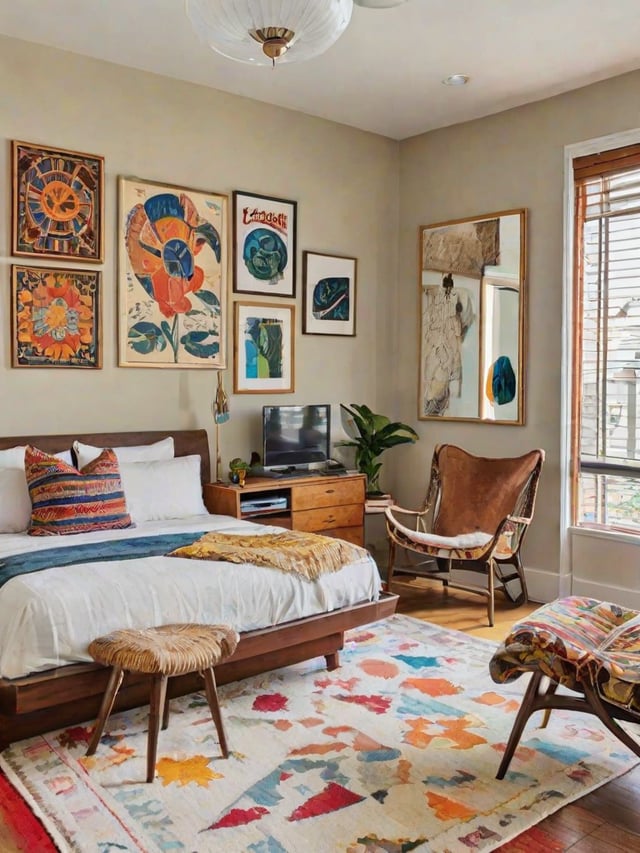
(0, 429, 397, 749)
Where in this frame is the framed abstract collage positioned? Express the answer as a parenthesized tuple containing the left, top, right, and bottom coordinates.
(10, 140, 104, 368)
(8, 139, 360, 388)
(118, 177, 228, 369)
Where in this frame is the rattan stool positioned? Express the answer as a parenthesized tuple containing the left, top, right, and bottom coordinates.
(86, 623, 239, 782)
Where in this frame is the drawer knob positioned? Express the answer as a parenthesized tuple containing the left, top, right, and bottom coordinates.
(325, 489, 335, 494)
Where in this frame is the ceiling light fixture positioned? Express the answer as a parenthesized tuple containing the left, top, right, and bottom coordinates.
(185, 0, 354, 67)
(354, 0, 407, 7)
(442, 74, 470, 86)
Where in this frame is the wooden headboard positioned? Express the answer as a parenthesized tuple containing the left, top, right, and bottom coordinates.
(0, 429, 211, 485)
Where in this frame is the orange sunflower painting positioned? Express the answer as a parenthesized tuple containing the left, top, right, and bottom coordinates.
(12, 266, 101, 368)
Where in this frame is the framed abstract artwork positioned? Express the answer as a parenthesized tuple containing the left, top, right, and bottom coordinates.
(418, 208, 526, 423)
(11, 265, 102, 368)
(302, 251, 357, 336)
(12, 140, 104, 262)
(233, 301, 295, 393)
(118, 176, 228, 368)
(233, 191, 297, 297)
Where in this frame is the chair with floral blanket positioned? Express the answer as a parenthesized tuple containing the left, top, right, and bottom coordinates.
(490, 596, 640, 779)
(384, 444, 544, 626)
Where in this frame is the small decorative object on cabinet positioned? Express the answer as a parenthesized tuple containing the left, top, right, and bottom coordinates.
(205, 473, 366, 547)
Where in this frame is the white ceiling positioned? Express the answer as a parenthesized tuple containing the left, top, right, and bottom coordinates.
(2, 0, 640, 140)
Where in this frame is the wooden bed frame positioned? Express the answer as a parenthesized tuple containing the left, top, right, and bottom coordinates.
(0, 429, 398, 749)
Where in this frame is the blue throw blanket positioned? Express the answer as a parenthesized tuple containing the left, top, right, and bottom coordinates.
(0, 532, 210, 590)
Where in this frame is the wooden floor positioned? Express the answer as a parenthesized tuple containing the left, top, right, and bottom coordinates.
(1, 580, 639, 851)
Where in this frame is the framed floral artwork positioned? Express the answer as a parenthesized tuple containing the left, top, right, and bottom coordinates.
(234, 301, 295, 393)
(12, 140, 104, 262)
(11, 265, 101, 368)
(233, 191, 297, 297)
(118, 177, 228, 368)
(418, 208, 526, 423)
(302, 251, 357, 336)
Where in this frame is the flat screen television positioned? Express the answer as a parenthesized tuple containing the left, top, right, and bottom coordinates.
(262, 404, 331, 471)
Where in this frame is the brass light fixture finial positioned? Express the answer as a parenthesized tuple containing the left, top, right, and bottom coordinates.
(250, 27, 295, 66)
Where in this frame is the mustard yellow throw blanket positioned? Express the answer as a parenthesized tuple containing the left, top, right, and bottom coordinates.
(169, 531, 368, 581)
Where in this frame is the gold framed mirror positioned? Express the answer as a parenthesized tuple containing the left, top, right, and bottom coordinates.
(418, 208, 526, 424)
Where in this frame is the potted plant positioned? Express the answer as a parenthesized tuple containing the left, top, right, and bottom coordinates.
(337, 403, 419, 496)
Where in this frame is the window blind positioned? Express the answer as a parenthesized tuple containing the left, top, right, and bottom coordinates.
(574, 145, 640, 533)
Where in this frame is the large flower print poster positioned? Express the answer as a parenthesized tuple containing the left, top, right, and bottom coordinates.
(118, 177, 227, 368)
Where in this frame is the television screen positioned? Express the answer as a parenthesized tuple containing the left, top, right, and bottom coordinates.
(263, 404, 331, 470)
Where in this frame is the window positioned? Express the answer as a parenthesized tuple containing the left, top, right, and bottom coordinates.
(573, 144, 640, 533)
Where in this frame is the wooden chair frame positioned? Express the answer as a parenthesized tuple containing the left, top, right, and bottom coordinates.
(386, 444, 544, 626)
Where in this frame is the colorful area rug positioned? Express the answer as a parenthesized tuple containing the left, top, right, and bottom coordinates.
(1, 614, 638, 852)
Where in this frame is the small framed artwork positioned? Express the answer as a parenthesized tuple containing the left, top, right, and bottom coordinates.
(12, 140, 104, 262)
(118, 176, 228, 368)
(11, 265, 102, 368)
(233, 190, 297, 297)
(234, 301, 295, 394)
(302, 251, 357, 336)
(418, 208, 526, 423)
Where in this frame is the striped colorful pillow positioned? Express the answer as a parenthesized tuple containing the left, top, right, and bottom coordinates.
(25, 446, 132, 536)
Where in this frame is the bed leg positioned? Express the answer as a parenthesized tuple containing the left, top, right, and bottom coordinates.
(325, 651, 340, 670)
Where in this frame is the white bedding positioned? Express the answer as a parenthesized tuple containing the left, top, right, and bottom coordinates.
(0, 514, 381, 679)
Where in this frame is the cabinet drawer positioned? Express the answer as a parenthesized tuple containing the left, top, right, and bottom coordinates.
(321, 526, 365, 547)
(291, 478, 365, 511)
(292, 503, 363, 532)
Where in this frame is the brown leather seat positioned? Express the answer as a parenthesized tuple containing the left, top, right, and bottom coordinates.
(385, 444, 545, 626)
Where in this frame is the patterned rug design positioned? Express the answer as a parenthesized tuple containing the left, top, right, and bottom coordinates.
(0, 614, 637, 852)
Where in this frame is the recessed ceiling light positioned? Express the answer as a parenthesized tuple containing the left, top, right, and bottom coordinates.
(442, 74, 470, 86)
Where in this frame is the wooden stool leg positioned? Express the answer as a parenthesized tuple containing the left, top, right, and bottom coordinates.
(202, 668, 229, 758)
(147, 675, 168, 783)
(162, 694, 170, 731)
(86, 666, 124, 757)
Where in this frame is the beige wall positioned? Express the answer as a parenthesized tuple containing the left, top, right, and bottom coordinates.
(3, 34, 640, 602)
(396, 69, 640, 602)
(0, 35, 399, 473)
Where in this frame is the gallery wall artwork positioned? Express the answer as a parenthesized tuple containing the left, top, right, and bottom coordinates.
(233, 191, 297, 298)
(234, 301, 294, 393)
(12, 141, 104, 262)
(11, 265, 101, 368)
(118, 177, 228, 368)
(302, 251, 357, 336)
(418, 209, 526, 424)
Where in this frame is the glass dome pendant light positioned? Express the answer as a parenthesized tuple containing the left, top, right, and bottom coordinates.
(185, 0, 355, 67)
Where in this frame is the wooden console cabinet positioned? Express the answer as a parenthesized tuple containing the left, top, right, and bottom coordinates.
(204, 473, 366, 547)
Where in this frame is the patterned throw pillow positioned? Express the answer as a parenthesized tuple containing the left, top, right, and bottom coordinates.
(25, 446, 132, 536)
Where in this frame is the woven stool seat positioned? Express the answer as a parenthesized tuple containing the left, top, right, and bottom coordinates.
(88, 623, 239, 677)
(86, 622, 239, 782)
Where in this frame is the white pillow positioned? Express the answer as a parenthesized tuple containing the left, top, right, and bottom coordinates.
(0, 469, 32, 533)
(0, 446, 72, 533)
(74, 436, 175, 469)
(0, 445, 27, 468)
(119, 455, 206, 524)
